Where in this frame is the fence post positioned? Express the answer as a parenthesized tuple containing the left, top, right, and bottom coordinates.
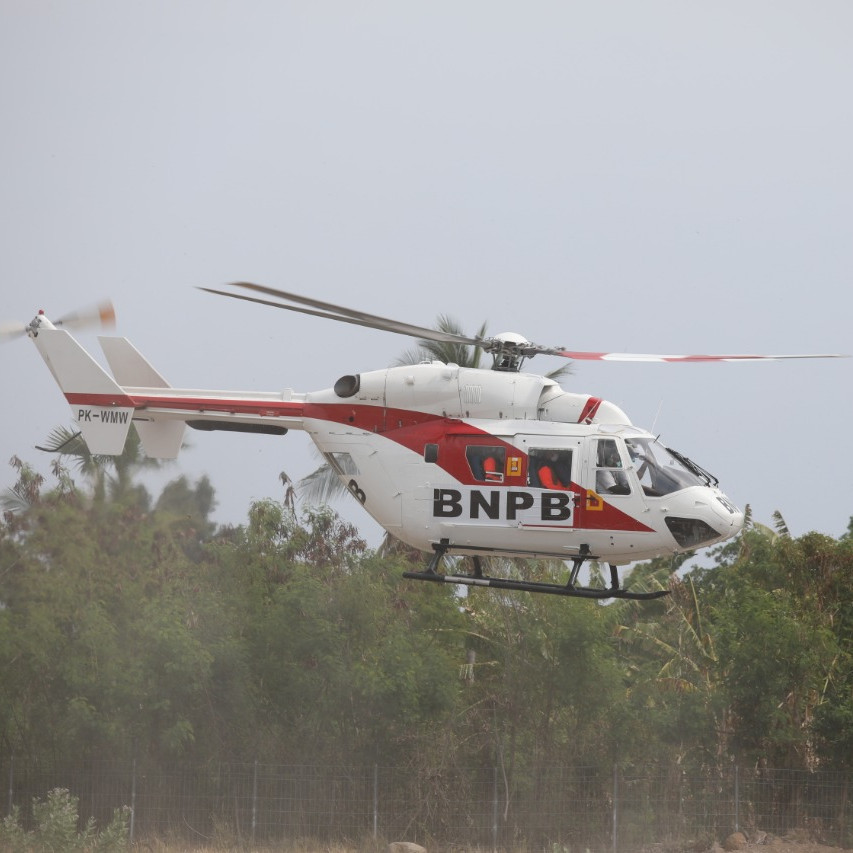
(493, 766, 499, 853)
(129, 758, 136, 845)
(612, 764, 618, 853)
(7, 755, 12, 818)
(734, 765, 739, 834)
(373, 764, 379, 840)
(252, 759, 259, 844)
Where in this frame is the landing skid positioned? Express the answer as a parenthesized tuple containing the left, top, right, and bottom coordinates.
(402, 540, 670, 601)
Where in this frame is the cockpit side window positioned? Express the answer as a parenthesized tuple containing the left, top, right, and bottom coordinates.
(626, 437, 706, 497)
(594, 438, 631, 495)
(466, 445, 506, 482)
(528, 448, 572, 489)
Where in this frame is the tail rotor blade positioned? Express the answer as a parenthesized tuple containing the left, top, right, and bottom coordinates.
(2, 300, 116, 344)
(55, 300, 116, 332)
(0, 322, 27, 342)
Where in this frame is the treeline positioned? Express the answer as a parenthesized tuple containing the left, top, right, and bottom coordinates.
(2, 444, 853, 788)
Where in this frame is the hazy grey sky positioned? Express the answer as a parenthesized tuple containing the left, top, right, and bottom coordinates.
(2, 2, 851, 547)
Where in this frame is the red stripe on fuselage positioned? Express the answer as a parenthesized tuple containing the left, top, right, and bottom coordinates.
(65, 392, 652, 533)
(578, 397, 602, 424)
(65, 392, 307, 419)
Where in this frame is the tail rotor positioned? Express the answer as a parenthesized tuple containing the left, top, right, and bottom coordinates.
(1, 300, 116, 342)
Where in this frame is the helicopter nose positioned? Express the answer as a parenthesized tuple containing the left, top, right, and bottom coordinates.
(706, 491, 745, 541)
(664, 489, 744, 550)
(717, 493, 745, 534)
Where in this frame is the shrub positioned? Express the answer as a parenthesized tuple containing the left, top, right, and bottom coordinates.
(0, 787, 129, 852)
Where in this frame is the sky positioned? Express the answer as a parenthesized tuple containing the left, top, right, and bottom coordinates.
(1, 1, 851, 551)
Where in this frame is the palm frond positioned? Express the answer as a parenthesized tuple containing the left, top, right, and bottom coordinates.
(1, 457, 45, 514)
(297, 461, 350, 505)
(394, 315, 488, 368)
(297, 451, 361, 506)
(772, 510, 791, 538)
(545, 362, 573, 383)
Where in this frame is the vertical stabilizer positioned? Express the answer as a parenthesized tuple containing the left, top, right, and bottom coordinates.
(31, 328, 135, 455)
(99, 336, 186, 459)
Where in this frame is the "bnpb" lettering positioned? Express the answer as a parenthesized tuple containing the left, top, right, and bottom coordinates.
(433, 488, 571, 522)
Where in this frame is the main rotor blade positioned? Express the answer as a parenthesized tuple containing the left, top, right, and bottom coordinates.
(199, 283, 848, 364)
(199, 282, 484, 348)
(550, 349, 849, 362)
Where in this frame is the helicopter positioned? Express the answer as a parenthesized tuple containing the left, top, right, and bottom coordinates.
(12, 282, 847, 601)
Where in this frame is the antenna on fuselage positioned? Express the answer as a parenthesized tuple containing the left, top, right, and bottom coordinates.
(650, 399, 664, 435)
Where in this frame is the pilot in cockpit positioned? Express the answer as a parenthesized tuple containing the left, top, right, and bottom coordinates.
(596, 439, 630, 495)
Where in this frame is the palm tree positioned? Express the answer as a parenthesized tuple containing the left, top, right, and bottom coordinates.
(616, 572, 729, 765)
(394, 315, 490, 369)
(33, 424, 166, 504)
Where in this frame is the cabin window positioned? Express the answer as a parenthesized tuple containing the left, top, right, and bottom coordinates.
(594, 438, 631, 495)
(528, 448, 572, 489)
(324, 451, 360, 477)
(466, 445, 506, 482)
(424, 443, 439, 463)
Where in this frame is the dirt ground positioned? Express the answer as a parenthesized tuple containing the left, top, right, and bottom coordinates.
(136, 837, 853, 853)
(644, 830, 853, 853)
(718, 840, 848, 853)
(769, 846, 850, 853)
(734, 841, 849, 853)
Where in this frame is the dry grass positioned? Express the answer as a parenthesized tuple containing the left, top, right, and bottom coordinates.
(135, 838, 384, 853)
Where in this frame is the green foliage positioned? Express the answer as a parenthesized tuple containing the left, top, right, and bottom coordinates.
(0, 788, 128, 852)
(0, 452, 246, 764)
(5, 440, 853, 812)
(212, 508, 465, 764)
(2, 456, 46, 518)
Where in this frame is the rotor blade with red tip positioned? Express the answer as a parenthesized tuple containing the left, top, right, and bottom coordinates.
(550, 349, 849, 362)
(198, 283, 849, 363)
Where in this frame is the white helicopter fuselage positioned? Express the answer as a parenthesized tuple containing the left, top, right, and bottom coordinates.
(27, 317, 744, 569)
(303, 362, 742, 564)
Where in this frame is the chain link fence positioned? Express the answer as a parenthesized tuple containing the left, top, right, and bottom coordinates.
(3, 758, 851, 851)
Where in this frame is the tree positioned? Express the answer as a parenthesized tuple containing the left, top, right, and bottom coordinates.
(207, 497, 466, 765)
(2, 456, 47, 520)
(691, 528, 848, 770)
(615, 562, 730, 771)
(0, 448, 255, 767)
(34, 424, 163, 507)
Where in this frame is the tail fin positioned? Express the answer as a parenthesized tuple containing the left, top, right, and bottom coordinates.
(31, 328, 134, 455)
(99, 336, 172, 387)
(99, 336, 186, 459)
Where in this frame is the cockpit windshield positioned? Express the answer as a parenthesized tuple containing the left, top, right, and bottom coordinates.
(624, 436, 715, 497)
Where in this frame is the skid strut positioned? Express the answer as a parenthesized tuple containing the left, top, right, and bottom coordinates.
(403, 540, 669, 601)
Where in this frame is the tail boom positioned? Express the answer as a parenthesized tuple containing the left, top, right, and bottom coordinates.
(29, 322, 306, 458)
(63, 387, 307, 456)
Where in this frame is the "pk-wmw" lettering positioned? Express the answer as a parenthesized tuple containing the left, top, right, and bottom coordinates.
(77, 408, 130, 424)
